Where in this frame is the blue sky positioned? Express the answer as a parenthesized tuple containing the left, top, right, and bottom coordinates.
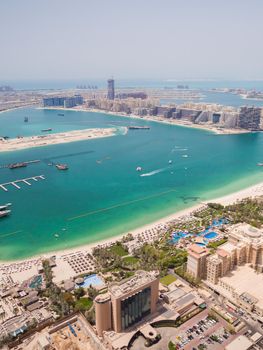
(0, 0, 262, 80)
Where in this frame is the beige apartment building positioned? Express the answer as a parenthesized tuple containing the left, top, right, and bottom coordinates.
(207, 223, 263, 284)
(186, 244, 210, 280)
(94, 270, 159, 337)
(205, 223, 263, 318)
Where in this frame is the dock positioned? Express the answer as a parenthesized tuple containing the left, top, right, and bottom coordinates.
(0, 175, 45, 192)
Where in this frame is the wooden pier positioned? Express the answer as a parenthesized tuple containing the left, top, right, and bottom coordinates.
(0, 175, 45, 192)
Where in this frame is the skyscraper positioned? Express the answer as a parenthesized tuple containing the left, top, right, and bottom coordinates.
(107, 78, 115, 100)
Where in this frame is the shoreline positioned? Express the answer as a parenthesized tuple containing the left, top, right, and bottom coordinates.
(1, 180, 263, 265)
(40, 106, 250, 135)
(0, 127, 117, 152)
(0, 104, 38, 115)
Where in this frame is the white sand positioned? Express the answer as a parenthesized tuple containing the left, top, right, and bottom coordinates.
(0, 127, 117, 152)
(1, 180, 263, 277)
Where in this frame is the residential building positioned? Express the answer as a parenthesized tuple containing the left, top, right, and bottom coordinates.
(107, 79, 115, 100)
(237, 106, 261, 130)
(42, 95, 83, 108)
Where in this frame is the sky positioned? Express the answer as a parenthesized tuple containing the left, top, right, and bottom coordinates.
(0, 0, 263, 81)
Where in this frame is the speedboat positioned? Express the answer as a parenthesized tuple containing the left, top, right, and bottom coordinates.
(136, 166, 142, 172)
(0, 203, 12, 211)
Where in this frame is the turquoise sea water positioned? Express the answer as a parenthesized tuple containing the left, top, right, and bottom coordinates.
(1, 107, 263, 260)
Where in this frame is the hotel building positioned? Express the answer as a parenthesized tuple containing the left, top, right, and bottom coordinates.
(205, 223, 263, 318)
(94, 270, 159, 336)
(186, 244, 210, 280)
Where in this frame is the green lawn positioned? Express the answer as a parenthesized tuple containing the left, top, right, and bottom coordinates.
(160, 274, 177, 286)
(109, 244, 128, 256)
(74, 297, 93, 311)
(122, 256, 139, 264)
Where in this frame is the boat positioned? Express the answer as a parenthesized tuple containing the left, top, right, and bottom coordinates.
(58, 113, 64, 116)
(41, 128, 52, 132)
(0, 210, 11, 218)
(56, 164, 69, 170)
(169, 160, 172, 164)
(257, 163, 263, 166)
(136, 166, 142, 172)
(0, 203, 12, 211)
(128, 126, 150, 130)
(24, 117, 29, 122)
(8, 162, 27, 169)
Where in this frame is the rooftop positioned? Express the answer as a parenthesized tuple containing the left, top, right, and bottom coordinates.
(229, 223, 263, 245)
(225, 335, 253, 350)
(220, 264, 263, 309)
(109, 270, 158, 298)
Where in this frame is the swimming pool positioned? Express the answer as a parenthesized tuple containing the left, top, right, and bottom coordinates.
(77, 274, 104, 289)
(29, 275, 42, 289)
(171, 231, 191, 243)
(204, 231, 218, 240)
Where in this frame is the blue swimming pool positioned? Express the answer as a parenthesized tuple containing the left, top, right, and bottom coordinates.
(77, 274, 104, 289)
(204, 231, 218, 240)
(29, 275, 42, 289)
(171, 231, 191, 243)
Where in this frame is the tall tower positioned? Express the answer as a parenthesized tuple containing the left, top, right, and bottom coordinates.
(107, 78, 115, 100)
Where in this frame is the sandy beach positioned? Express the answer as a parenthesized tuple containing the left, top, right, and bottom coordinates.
(1, 180, 263, 272)
(0, 127, 117, 152)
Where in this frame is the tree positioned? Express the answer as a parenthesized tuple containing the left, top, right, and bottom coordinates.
(74, 287, 85, 300)
(87, 286, 99, 299)
(168, 341, 176, 350)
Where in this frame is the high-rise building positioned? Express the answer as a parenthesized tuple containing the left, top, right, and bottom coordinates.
(236, 106, 261, 130)
(94, 271, 159, 336)
(187, 244, 210, 280)
(43, 95, 83, 108)
(107, 78, 115, 100)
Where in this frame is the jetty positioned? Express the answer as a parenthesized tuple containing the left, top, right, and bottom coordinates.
(0, 175, 45, 192)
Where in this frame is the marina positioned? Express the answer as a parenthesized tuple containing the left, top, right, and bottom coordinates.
(0, 175, 45, 192)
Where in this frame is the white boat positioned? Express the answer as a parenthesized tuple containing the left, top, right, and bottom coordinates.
(0, 210, 11, 218)
(136, 166, 142, 172)
(0, 203, 11, 211)
(169, 160, 172, 164)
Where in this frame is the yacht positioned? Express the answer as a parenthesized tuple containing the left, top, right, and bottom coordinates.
(8, 162, 27, 169)
(56, 164, 69, 170)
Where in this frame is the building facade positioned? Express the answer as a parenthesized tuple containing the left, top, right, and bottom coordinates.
(107, 79, 115, 100)
(43, 95, 83, 108)
(186, 244, 210, 280)
(94, 271, 159, 336)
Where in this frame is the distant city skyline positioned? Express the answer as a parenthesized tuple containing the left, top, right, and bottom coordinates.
(0, 0, 263, 81)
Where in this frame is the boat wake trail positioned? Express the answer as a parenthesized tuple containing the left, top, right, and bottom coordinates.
(140, 167, 167, 177)
(43, 150, 95, 163)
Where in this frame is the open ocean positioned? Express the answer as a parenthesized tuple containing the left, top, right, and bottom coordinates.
(0, 81, 263, 260)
